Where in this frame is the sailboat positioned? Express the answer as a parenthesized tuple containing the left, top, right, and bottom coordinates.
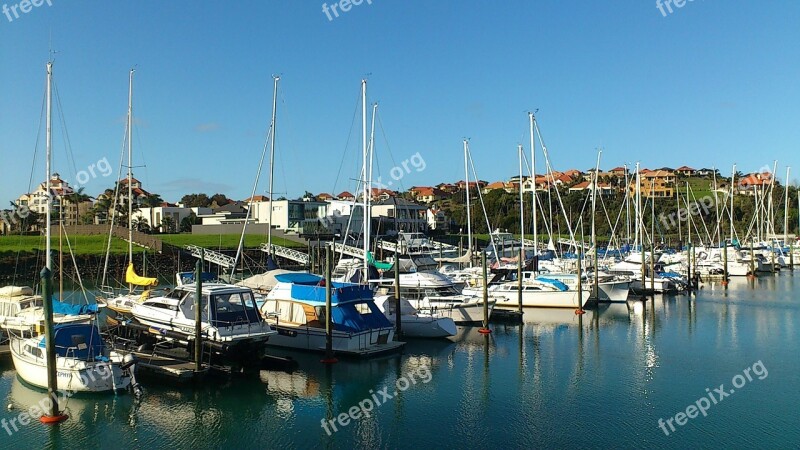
(100, 69, 160, 322)
(10, 61, 135, 393)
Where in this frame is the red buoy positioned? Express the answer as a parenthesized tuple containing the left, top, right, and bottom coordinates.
(320, 357, 339, 364)
(478, 328, 492, 334)
(575, 309, 586, 315)
(40, 413, 69, 425)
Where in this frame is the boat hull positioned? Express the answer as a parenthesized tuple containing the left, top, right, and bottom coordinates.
(491, 289, 589, 308)
(265, 325, 404, 357)
(10, 338, 130, 393)
(592, 280, 631, 303)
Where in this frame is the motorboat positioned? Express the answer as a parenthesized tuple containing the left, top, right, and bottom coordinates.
(373, 295, 457, 338)
(260, 273, 404, 357)
(130, 283, 275, 356)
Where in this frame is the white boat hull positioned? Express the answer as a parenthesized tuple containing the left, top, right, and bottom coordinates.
(592, 280, 631, 302)
(10, 338, 130, 393)
(418, 297, 495, 324)
(381, 313, 457, 338)
(265, 325, 403, 357)
(491, 288, 588, 308)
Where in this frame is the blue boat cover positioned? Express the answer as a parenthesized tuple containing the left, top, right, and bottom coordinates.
(274, 272, 391, 331)
(38, 323, 105, 360)
(657, 271, 682, 279)
(52, 298, 99, 316)
(536, 277, 569, 291)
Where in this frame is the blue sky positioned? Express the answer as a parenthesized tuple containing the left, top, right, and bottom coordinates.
(1, 0, 799, 204)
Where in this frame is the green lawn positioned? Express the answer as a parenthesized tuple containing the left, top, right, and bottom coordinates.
(0, 233, 303, 255)
(683, 176, 718, 200)
(0, 235, 143, 255)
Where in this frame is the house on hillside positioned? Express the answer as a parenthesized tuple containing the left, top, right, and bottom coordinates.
(676, 166, 696, 176)
(568, 180, 615, 196)
(336, 191, 356, 201)
(371, 197, 428, 233)
(630, 169, 677, 198)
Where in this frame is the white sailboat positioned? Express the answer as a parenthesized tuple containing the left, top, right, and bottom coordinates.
(10, 62, 135, 394)
(100, 69, 159, 322)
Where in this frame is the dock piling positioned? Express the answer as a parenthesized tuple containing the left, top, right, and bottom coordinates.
(479, 252, 491, 334)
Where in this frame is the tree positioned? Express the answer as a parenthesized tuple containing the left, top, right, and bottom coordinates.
(210, 193, 230, 207)
(131, 216, 150, 233)
(161, 216, 177, 234)
(181, 193, 211, 207)
(180, 213, 201, 233)
(143, 193, 163, 231)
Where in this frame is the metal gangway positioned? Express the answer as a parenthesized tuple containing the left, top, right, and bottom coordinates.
(185, 245, 236, 269)
(260, 243, 310, 265)
(377, 241, 400, 253)
(331, 242, 366, 259)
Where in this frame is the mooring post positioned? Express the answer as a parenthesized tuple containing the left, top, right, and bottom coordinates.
(394, 252, 402, 338)
(687, 243, 693, 293)
(517, 248, 523, 313)
(39, 267, 67, 424)
(576, 247, 585, 315)
(749, 240, 756, 279)
(722, 242, 729, 287)
(479, 252, 491, 333)
(321, 245, 337, 364)
(195, 249, 204, 372)
(649, 242, 655, 297)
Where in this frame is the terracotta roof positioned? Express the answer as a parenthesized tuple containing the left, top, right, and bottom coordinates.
(244, 195, 270, 202)
(337, 191, 355, 199)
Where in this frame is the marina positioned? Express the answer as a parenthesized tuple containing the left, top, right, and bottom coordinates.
(0, 273, 798, 447)
(2, 2, 799, 448)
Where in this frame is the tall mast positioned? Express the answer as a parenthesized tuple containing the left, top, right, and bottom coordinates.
(785, 166, 791, 245)
(634, 163, 640, 249)
(361, 79, 368, 276)
(528, 112, 538, 257)
(463, 139, 472, 259)
(367, 102, 377, 245)
(45, 62, 53, 270)
(624, 164, 630, 243)
(518, 144, 524, 259)
(592, 150, 601, 274)
(730, 164, 736, 242)
(267, 75, 279, 251)
(127, 69, 134, 265)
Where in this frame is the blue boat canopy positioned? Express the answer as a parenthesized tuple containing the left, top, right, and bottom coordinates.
(275, 273, 376, 305)
(38, 323, 106, 361)
(52, 298, 99, 316)
(536, 277, 569, 291)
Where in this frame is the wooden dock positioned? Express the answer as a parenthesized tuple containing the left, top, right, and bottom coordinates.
(120, 350, 206, 383)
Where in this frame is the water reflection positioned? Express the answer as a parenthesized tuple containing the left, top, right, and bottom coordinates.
(0, 272, 798, 448)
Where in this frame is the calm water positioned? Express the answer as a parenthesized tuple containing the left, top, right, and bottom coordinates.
(1, 274, 798, 449)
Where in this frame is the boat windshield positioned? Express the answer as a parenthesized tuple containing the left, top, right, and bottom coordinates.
(210, 291, 262, 326)
(409, 255, 438, 272)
